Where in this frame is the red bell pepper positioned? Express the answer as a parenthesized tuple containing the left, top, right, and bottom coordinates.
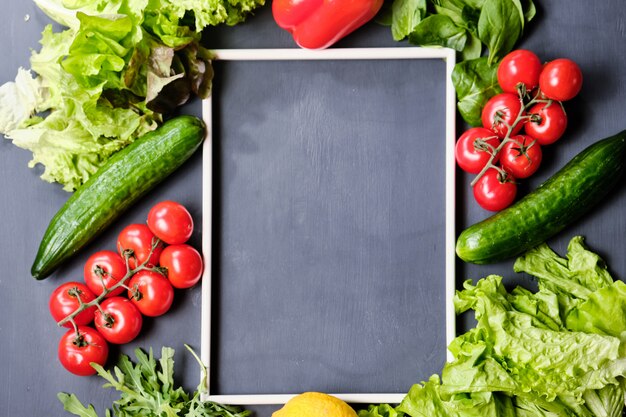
(272, 0, 384, 49)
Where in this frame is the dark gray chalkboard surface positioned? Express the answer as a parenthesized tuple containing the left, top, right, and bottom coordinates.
(209, 57, 447, 396)
(1, 2, 626, 417)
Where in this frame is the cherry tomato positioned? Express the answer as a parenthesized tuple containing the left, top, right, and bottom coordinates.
(147, 201, 194, 245)
(58, 326, 108, 376)
(159, 244, 204, 289)
(94, 297, 143, 344)
(481, 93, 524, 138)
(473, 168, 517, 211)
(84, 250, 128, 297)
(117, 224, 163, 269)
(49, 282, 97, 327)
(539, 58, 583, 101)
(128, 270, 174, 317)
(497, 49, 542, 94)
(455, 127, 501, 174)
(500, 135, 542, 179)
(524, 102, 568, 145)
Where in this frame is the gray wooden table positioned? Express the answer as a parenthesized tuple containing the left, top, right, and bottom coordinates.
(1, 2, 625, 416)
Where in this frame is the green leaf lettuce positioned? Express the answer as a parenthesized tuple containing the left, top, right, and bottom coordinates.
(2, 0, 261, 191)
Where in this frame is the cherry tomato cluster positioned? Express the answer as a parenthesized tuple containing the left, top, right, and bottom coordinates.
(49, 201, 204, 376)
(456, 49, 583, 211)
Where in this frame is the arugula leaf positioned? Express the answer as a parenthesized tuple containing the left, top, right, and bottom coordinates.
(58, 393, 101, 417)
(451, 57, 502, 126)
(59, 346, 250, 417)
(408, 14, 468, 51)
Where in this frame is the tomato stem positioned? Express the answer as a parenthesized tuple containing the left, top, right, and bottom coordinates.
(57, 239, 165, 328)
(470, 90, 544, 187)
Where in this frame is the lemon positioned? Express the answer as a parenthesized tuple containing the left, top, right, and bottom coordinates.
(272, 392, 358, 417)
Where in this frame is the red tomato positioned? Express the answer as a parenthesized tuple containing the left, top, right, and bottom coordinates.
(500, 135, 542, 179)
(539, 58, 583, 101)
(58, 326, 108, 376)
(49, 282, 97, 327)
(147, 201, 194, 245)
(84, 250, 128, 297)
(473, 168, 517, 211)
(94, 297, 142, 344)
(497, 50, 542, 94)
(128, 270, 174, 317)
(159, 244, 204, 289)
(481, 93, 524, 138)
(117, 224, 163, 269)
(455, 127, 501, 174)
(524, 102, 568, 145)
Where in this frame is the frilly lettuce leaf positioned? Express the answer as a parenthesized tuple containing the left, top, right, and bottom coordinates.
(2, 0, 249, 190)
(370, 237, 626, 417)
(398, 375, 516, 417)
(447, 275, 623, 402)
(0, 68, 47, 133)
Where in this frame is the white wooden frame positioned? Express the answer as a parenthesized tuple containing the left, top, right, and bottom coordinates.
(201, 47, 456, 406)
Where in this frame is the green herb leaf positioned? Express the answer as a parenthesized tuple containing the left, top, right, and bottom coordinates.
(451, 56, 502, 126)
(477, 0, 523, 64)
(358, 403, 403, 417)
(375, 1, 393, 26)
(463, 0, 487, 9)
(59, 346, 249, 417)
(390, 0, 427, 41)
(57, 393, 100, 417)
(461, 33, 482, 60)
(432, 3, 479, 36)
(522, 0, 536, 21)
(2, 0, 262, 191)
(408, 14, 467, 51)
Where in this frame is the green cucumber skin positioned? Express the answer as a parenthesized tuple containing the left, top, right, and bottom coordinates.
(31, 115, 206, 279)
(456, 130, 626, 264)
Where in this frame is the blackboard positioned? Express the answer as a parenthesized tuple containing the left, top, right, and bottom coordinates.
(203, 49, 455, 402)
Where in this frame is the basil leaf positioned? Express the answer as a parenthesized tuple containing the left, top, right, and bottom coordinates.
(408, 14, 467, 51)
(375, 1, 393, 26)
(452, 57, 502, 126)
(478, 0, 523, 64)
(522, 0, 537, 21)
(461, 4, 481, 34)
(459, 0, 486, 9)
(433, 2, 480, 35)
(462, 33, 482, 60)
(433, 4, 465, 27)
(432, 0, 465, 12)
(390, 0, 427, 41)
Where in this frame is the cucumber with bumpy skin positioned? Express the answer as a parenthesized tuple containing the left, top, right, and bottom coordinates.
(31, 115, 206, 279)
(456, 130, 626, 264)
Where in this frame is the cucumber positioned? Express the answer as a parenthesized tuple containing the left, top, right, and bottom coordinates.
(31, 115, 206, 279)
(456, 130, 626, 264)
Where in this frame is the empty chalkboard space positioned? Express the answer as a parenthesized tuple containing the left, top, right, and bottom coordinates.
(204, 54, 451, 400)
